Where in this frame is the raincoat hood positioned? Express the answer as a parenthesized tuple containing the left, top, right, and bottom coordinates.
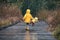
(26, 9, 30, 14)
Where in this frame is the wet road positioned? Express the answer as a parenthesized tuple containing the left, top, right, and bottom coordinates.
(0, 21, 56, 40)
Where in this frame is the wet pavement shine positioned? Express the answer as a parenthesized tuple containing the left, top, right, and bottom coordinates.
(0, 21, 56, 40)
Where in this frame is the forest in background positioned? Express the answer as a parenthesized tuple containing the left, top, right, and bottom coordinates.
(0, 0, 60, 15)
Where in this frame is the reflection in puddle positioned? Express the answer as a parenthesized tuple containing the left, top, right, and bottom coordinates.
(30, 33, 38, 40)
(25, 31, 30, 40)
(25, 31, 38, 40)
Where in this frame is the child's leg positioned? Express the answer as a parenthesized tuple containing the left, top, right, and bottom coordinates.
(31, 22, 34, 26)
(25, 23, 29, 30)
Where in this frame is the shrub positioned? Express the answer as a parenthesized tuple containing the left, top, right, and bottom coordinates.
(53, 24, 60, 40)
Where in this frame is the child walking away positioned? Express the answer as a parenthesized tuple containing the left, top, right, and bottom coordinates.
(23, 9, 33, 30)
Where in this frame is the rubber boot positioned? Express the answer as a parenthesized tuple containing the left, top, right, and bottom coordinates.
(25, 26, 29, 31)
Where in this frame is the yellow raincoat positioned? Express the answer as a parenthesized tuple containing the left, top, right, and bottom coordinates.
(23, 9, 33, 23)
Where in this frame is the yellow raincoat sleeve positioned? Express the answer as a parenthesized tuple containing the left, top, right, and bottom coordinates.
(23, 14, 26, 20)
(30, 14, 34, 20)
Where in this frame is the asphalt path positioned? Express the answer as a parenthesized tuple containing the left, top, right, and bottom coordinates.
(0, 21, 56, 40)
